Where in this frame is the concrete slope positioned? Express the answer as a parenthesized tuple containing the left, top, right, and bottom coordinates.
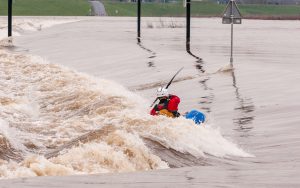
(89, 0, 106, 16)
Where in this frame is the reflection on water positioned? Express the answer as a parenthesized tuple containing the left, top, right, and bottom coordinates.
(186, 43, 213, 113)
(231, 65, 255, 137)
(195, 63, 204, 73)
(147, 61, 155, 67)
(186, 44, 201, 59)
(198, 78, 214, 114)
(137, 38, 156, 67)
(129, 76, 196, 91)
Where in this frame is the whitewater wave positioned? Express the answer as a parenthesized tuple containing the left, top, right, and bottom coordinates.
(0, 48, 252, 179)
(0, 17, 82, 50)
(0, 17, 81, 40)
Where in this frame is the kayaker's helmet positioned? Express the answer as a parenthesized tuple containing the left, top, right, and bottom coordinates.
(157, 87, 168, 98)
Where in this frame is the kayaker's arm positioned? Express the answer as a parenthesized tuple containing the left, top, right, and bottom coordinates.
(150, 105, 159, 116)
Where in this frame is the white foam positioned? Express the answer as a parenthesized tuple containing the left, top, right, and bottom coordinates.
(0, 119, 26, 153)
(0, 17, 82, 46)
(0, 36, 252, 179)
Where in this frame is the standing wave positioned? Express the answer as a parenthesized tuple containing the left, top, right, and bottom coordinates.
(0, 49, 252, 179)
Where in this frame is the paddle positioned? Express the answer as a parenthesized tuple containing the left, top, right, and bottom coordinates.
(150, 67, 184, 107)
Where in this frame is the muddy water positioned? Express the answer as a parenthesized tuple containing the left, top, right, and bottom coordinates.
(0, 17, 299, 186)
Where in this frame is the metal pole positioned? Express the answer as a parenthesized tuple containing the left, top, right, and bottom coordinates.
(230, 0, 233, 64)
(186, 0, 191, 50)
(230, 18, 233, 63)
(137, 0, 141, 39)
(8, 0, 12, 37)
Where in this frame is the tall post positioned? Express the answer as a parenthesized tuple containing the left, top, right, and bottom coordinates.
(222, 0, 242, 65)
(8, 0, 12, 37)
(230, 0, 234, 64)
(186, 0, 191, 50)
(137, 0, 141, 40)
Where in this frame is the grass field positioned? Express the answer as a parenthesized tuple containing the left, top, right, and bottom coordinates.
(0, 0, 299, 18)
(0, 0, 91, 16)
(239, 4, 300, 16)
(103, 0, 300, 18)
(103, 1, 224, 17)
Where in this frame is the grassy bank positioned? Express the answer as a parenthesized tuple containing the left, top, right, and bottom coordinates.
(0, 0, 91, 16)
(103, 0, 300, 19)
(103, 1, 224, 17)
(239, 4, 300, 19)
(0, 0, 299, 18)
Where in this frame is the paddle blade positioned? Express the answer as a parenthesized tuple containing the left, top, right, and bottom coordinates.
(165, 67, 184, 89)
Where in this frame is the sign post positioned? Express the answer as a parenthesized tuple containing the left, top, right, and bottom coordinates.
(186, 0, 191, 50)
(137, 0, 141, 40)
(222, 0, 242, 64)
(8, 0, 12, 37)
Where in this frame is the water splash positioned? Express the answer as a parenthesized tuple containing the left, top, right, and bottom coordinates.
(0, 17, 82, 40)
(0, 47, 252, 179)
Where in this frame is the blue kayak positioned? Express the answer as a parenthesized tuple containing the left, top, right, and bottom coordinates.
(184, 110, 206, 125)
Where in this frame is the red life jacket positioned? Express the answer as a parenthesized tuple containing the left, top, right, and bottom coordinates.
(150, 95, 180, 116)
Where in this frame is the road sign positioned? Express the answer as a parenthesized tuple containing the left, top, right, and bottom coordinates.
(222, 0, 242, 24)
(221, 0, 242, 64)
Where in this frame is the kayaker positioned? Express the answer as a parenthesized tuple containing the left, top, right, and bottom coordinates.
(150, 87, 181, 118)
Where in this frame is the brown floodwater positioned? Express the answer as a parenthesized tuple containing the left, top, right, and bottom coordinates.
(0, 17, 299, 186)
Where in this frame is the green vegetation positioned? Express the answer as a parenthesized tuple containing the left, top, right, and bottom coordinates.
(103, 1, 224, 17)
(102, 1, 136, 17)
(0, 0, 299, 18)
(103, 0, 300, 18)
(0, 0, 91, 16)
(239, 4, 300, 16)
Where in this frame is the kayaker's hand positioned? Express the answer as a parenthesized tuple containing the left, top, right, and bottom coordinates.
(173, 111, 180, 117)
